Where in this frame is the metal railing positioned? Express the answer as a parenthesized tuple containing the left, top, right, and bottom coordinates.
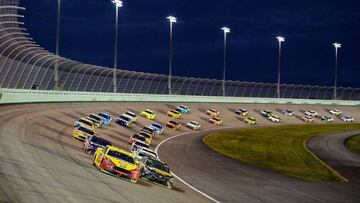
(0, 0, 359, 100)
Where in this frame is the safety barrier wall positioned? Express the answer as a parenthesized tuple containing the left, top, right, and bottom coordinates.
(1, 88, 359, 106)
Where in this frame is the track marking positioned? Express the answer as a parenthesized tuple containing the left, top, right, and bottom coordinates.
(155, 127, 236, 203)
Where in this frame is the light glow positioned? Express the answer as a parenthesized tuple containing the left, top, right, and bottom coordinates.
(221, 27, 231, 33)
(333, 43, 342, 48)
(167, 16, 177, 23)
(111, 0, 123, 7)
(276, 36, 285, 42)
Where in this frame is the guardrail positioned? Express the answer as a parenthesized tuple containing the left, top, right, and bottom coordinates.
(1, 88, 360, 106)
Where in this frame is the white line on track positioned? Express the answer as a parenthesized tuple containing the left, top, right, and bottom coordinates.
(155, 127, 236, 203)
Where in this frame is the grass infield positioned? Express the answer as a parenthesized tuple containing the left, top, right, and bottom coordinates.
(346, 135, 360, 155)
(203, 124, 360, 182)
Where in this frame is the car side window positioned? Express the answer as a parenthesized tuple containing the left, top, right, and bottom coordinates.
(103, 146, 108, 154)
(140, 156, 148, 164)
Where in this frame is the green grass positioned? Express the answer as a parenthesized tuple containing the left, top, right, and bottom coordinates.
(203, 124, 360, 182)
(346, 135, 360, 154)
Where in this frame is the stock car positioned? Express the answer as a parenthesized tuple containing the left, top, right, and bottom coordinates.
(128, 134, 148, 145)
(151, 123, 164, 134)
(93, 146, 141, 183)
(98, 112, 112, 125)
(73, 125, 95, 142)
(302, 116, 314, 123)
(138, 131, 152, 144)
(244, 117, 257, 125)
(166, 121, 181, 130)
(139, 156, 174, 189)
(88, 114, 103, 127)
(176, 105, 190, 114)
(268, 115, 281, 123)
(167, 110, 182, 119)
(131, 140, 150, 152)
(321, 116, 334, 122)
(261, 110, 273, 117)
(83, 135, 112, 154)
(305, 110, 318, 117)
(133, 148, 158, 161)
(140, 109, 156, 120)
(141, 126, 156, 136)
(74, 117, 95, 130)
(282, 110, 294, 116)
(186, 121, 201, 130)
(116, 115, 132, 127)
(329, 109, 342, 116)
(123, 111, 138, 123)
(210, 117, 222, 125)
(341, 116, 354, 122)
(206, 109, 219, 117)
(235, 109, 249, 116)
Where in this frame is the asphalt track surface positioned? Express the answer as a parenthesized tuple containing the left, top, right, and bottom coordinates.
(0, 102, 359, 203)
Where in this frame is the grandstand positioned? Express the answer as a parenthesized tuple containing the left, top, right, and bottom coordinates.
(0, 0, 359, 100)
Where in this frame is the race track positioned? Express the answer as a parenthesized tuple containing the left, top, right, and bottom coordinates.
(0, 102, 359, 203)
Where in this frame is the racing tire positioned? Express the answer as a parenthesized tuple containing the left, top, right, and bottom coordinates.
(166, 181, 173, 189)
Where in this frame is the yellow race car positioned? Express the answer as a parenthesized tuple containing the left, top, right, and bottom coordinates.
(140, 109, 156, 120)
(244, 117, 257, 125)
(167, 110, 182, 119)
(166, 120, 181, 130)
(93, 146, 140, 183)
(73, 125, 95, 142)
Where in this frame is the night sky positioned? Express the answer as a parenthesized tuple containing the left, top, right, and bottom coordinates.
(20, 0, 360, 87)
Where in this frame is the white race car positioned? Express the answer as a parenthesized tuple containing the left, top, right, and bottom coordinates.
(305, 110, 318, 117)
(268, 115, 281, 122)
(341, 116, 354, 122)
(329, 109, 342, 116)
(123, 111, 138, 123)
(321, 116, 334, 122)
(186, 121, 201, 130)
(261, 110, 273, 117)
(133, 148, 158, 161)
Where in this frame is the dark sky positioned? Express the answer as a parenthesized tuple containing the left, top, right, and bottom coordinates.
(20, 0, 360, 87)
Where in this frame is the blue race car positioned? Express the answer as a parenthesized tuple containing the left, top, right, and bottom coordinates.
(151, 123, 164, 134)
(82, 135, 112, 154)
(176, 105, 190, 114)
(98, 112, 112, 125)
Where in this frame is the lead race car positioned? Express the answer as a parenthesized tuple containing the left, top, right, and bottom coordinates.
(93, 146, 140, 183)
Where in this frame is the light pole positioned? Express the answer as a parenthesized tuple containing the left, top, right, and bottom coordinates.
(54, 0, 61, 90)
(276, 36, 285, 98)
(112, 0, 123, 93)
(221, 27, 230, 97)
(333, 43, 341, 100)
(167, 16, 177, 95)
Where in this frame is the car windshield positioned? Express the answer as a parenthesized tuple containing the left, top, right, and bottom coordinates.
(249, 118, 255, 121)
(126, 112, 135, 117)
(133, 134, 145, 141)
(89, 115, 100, 121)
(143, 127, 154, 132)
(147, 158, 170, 173)
(170, 121, 178, 125)
(139, 132, 151, 138)
(135, 142, 149, 148)
(78, 127, 94, 135)
(152, 124, 162, 129)
(145, 110, 153, 115)
(107, 150, 135, 164)
(180, 105, 186, 109)
(91, 136, 111, 146)
(190, 122, 198, 125)
(139, 152, 156, 159)
(80, 119, 92, 126)
(99, 113, 110, 119)
(120, 116, 131, 121)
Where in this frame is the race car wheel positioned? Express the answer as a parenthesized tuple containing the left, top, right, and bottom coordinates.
(166, 181, 173, 189)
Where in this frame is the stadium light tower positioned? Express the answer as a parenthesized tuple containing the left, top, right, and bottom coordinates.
(333, 42, 341, 100)
(221, 27, 230, 97)
(276, 36, 285, 99)
(111, 0, 123, 93)
(167, 16, 177, 95)
(54, 0, 61, 90)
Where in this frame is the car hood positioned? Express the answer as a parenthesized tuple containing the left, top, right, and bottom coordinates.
(107, 156, 137, 171)
(149, 167, 173, 177)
